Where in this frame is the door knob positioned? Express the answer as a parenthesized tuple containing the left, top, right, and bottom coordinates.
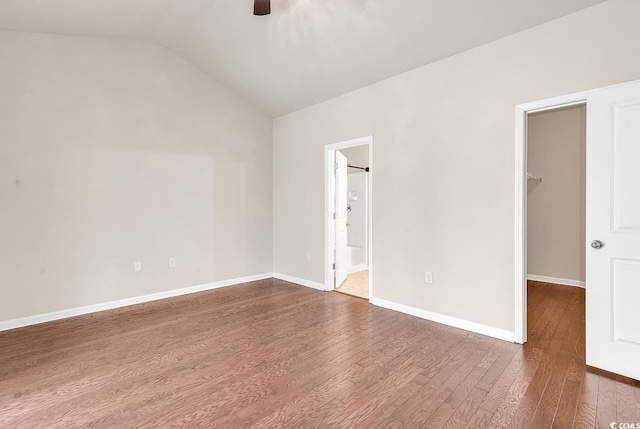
(591, 240, 604, 250)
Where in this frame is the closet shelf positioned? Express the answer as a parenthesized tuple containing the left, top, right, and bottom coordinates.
(527, 172, 543, 194)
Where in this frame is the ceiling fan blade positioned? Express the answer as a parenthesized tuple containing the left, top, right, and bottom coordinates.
(254, 0, 270, 16)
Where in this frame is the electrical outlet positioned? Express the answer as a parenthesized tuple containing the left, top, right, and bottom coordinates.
(169, 258, 177, 268)
(306, 252, 311, 262)
(134, 261, 142, 272)
(425, 271, 433, 284)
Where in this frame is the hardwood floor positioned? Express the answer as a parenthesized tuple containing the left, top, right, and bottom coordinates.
(1, 279, 639, 428)
(336, 270, 369, 299)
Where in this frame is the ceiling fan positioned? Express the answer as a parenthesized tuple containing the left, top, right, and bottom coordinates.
(254, 0, 271, 15)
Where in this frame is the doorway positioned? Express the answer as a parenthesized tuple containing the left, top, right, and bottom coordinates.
(527, 105, 586, 290)
(515, 80, 640, 382)
(324, 136, 373, 301)
(514, 92, 587, 344)
(525, 104, 586, 351)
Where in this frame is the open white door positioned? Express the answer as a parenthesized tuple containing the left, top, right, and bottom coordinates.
(586, 80, 640, 381)
(335, 151, 348, 288)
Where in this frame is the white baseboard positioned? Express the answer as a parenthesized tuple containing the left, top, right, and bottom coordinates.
(527, 274, 585, 288)
(272, 273, 326, 291)
(347, 264, 368, 274)
(371, 297, 515, 343)
(0, 273, 273, 332)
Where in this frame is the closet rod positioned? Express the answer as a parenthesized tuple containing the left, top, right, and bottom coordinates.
(348, 164, 370, 172)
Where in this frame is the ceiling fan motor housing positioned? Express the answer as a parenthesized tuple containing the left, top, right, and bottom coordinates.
(254, 0, 270, 16)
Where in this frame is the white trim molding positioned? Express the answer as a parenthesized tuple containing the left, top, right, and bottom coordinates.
(0, 273, 273, 332)
(527, 274, 585, 289)
(371, 297, 515, 343)
(272, 273, 326, 291)
(514, 90, 588, 345)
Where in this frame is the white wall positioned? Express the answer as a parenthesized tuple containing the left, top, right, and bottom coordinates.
(527, 106, 586, 284)
(0, 31, 273, 322)
(272, 0, 640, 333)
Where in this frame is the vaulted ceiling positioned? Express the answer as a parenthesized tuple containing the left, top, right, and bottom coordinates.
(0, 0, 605, 116)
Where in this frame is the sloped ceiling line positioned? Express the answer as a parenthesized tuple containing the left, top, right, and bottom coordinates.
(0, 0, 606, 116)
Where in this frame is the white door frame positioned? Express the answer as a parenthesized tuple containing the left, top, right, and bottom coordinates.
(325, 136, 374, 301)
(514, 92, 587, 344)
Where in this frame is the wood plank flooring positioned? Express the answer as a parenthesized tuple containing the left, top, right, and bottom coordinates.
(1, 279, 639, 428)
(336, 270, 369, 299)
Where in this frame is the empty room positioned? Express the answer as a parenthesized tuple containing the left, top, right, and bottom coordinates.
(1, 0, 640, 428)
